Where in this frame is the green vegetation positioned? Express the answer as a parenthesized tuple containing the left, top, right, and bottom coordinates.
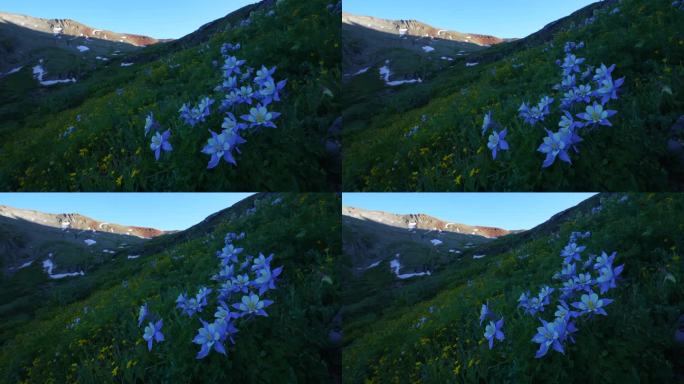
(0, 193, 341, 383)
(0, 0, 340, 191)
(343, 0, 684, 191)
(342, 194, 684, 382)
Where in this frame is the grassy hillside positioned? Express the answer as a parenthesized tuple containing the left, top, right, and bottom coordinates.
(342, 193, 684, 383)
(0, 0, 341, 191)
(0, 193, 341, 383)
(343, 0, 684, 191)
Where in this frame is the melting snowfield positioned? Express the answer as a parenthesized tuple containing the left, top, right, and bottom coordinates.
(378, 60, 423, 87)
(76, 45, 90, 52)
(390, 256, 431, 280)
(422, 46, 435, 53)
(430, 239, 443, 246)
(42, 258, 84, 279)
(32, 64, 77, 86)
(84, 239, 97, 246)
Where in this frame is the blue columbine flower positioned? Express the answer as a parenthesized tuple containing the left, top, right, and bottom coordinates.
(538, 286, 555, 305)
(201, 129, 247, 169)
(577, 102, 617, 126)
(222, 76, 239, 91)
(215, 301, 240, 323)
(572, 292, 613, 316)
(144, 113, 157, 136)
(218, 243, 243, 265)
(233, 293, 273, 317)
(143, 319, 164, 351)
(242, 105, 281, 129)
(554, 300, 578, 321)
(593, 64, 616, 82)
(223, 56, 246, 77)
(575, 84, 593, 103)
(595, 263, 624, 293)
(483, 318, 504, 349)
(538, 96, 554, 114)
(257, 79, 287, 105)
(574, 273, 594, 292)
(561, 74, 576, 90)
(222, 112, 247, 132)
(518, 291, 530, 309)
(218, 280, 236, 300)
(231, 274, 251, 293)
(593, 251, 616, 270)
(561, 263, 577, 278)
(538, 129, 572, 168)
(253, 265, 283, 295)
(595, 76, 625, 105)
(236, 86, 255, 105)
(254, 65, 276, 86)
(532, 318, 564, 358)
(482, 111, 494, 136)
(252, 253, 273, 271)
(179, 97, 215, 127)
(562, 54, 585, 76)
(150, 130, 172, 161)
(479, 302, 492, 325)
(221, 91, 240, 110)
(196, 287, 212, 307)
(487, 129, 509, 160)
(138, 303, 148, 327)
(221, 43, 241, 57)
(561, 242, 586, 264)
(193, 319, 229, 359)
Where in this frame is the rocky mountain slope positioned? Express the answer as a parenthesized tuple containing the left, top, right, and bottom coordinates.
(0, 193, 342, 383)
(0, 11, 166, 73)
(343, 206, 516, 238)
(0, 205, 168, 238)
(343, 0, 684, 191)
(0, 0, 340, 192)
(343, 193, 684, 382)
(343, 13, 509, 46)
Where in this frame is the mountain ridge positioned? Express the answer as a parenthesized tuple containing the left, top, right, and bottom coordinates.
(342, 205, 519, 238)
(0, 204, 169, 238)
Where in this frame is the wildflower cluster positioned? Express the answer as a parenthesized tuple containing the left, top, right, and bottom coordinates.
(142, 41, 287, 168)
(481, 111, 510, 160)
(137, 302, 165, 351)
(175, 231, 283, 359)
(479, 302, 505, 349)
(145, 113, 173, 161)
(201, 43, 286, 169)
(524, 41, 625, 168)
(517, 231, 624, 358)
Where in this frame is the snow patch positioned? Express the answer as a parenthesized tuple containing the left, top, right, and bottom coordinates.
(127, 255, 140, 259)
(1, 66, 23, 77)
(50, 271, 85, 279)
(42, 259, 55, 275)
(390, 256, 431, 280)
(102, 249, 116, 254)
(18, 260, 34, 269)
(121, 62, 134, 67)
(95, 56, 109, 61)
(32, 64, 76, 86)
(358, 260, 381, 270)
(422, 46, 435, 53)
(473, 254, 486, 259)
(466, 62, 479, 67)
(76, 45, 90, 52)
(84, 239, 97, 246)
(399, 28, 408, 36)
(379, 60, 422, 87)
(441, 56, 454, 61)
(430, 239, 443, 246)
(350, 67, 369, 77)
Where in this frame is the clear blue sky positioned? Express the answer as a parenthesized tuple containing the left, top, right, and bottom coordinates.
(342, 193, 597, 230)
(0, 0, 255, 39)
(343, 0, 598, 38)
(0, 193, 254, 230)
